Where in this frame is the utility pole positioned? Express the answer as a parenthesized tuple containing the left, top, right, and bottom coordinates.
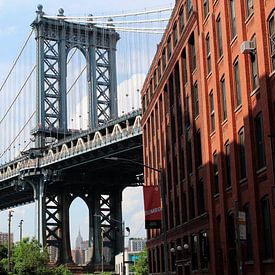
(19, 219, 24, 242)
(8, 210, 14, 273)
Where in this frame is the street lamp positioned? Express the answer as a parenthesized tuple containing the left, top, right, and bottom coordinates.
(94, 214, 130, 275)
(8, 210, 14, 272)
(104, 157, 169, 274)
(19, 219, 24, 242)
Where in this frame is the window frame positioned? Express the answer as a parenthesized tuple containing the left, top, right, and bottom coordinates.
(268, 10, 275, 72)
(233, 59, 242, 107)
(206, 33, 212, 74)
(246, 0, 254, 18)
(193, 81, 199, 118)
(238, 127, 247, 180)
(209, 91, 215, 132)
(220, 76, 227, 121)
(203, 0, 209, 19)
(216, 15, 223, 58)
(229, 0, 237, 39)
(254, 112, 266, 170)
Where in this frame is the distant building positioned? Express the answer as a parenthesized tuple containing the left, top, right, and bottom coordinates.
(75, 229, 83, 249)
(72, 230, 93, 265)
(128, 238, 146, 252)
(115, 249, 143, 275)
(47, 235, 58, 263)
(0, 232, 13, 246)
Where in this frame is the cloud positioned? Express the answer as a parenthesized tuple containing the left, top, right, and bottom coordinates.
(122, 187, 145, 238)
(118, 73, 145, 116)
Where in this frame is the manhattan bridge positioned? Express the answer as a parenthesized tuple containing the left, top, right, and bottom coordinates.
(0, 4, 171, 272)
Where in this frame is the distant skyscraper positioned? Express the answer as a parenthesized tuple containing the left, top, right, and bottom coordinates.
(75, 229, 83, 249)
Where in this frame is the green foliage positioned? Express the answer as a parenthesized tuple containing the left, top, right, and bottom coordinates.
(132, 249, 148, 275)
(51, 265, 72, 275)
(11, 237, 48, 274)
(0, 258, 8, 275)
(0, 244, 8, 260)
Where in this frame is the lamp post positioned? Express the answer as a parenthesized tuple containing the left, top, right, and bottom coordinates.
(105, 157, 168, 274)
(8, 210, 14, 273)
(94, 214, 130, 275)
(19, 219, 23, 242)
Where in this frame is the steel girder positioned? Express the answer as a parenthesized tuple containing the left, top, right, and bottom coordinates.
(32, 7, 119, 147)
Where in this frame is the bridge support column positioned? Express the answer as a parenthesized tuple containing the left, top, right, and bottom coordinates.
(60, 191, 73, 263)
(31, 178, 46, 246)
(110, 190, 123, 256)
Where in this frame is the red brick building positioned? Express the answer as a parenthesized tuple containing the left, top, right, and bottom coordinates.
(141, 0, 275, 274)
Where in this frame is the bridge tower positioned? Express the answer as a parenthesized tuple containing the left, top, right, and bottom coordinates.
(32, 4, 119, 148)
(27, 5, 127, 271)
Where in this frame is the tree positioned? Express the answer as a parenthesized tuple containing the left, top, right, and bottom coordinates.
(132, 249, 148, 275)
(0, 244, 8, 260)
(0, 237, 72, 275)
(12, 238, 48, 275)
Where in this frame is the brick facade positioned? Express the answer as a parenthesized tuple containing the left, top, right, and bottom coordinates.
(141, 0, 275, 274)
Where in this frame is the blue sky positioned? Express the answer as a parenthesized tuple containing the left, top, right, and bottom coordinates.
(0, 0, 173, 247)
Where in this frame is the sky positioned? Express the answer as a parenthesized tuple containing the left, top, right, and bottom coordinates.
(0, 0, 174, 248)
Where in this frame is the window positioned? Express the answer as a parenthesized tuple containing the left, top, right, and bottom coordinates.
(246, 0, 253, 18)
(173, 23, 178, 46)
(167, 36, 172, 59)
(229, 0, 237, 39)
(189, 33, 196, 72)
(216, 15, 223, 58)
(157, 60, 161, 80)
(189, 185, 195, 219)
(261, 197, 273, 260)
(234, 59, 242, 107)
(153, 70, 157, 89)
(244, 204, 253, 261)
(187, 138, 193, 173)
(203, 0, 209, 19)
(197, 180, 205, 214)
(220, 76, 227, 120)
(213, 152, 219, 195)
(182, 192, 187, 222)
(268, 10, 275, 71)
(185, 96, 190, 128)
(182, 49, 188, 84)
(162, 49, 166, 71)
(250, 36, 259, 90)
(206, 33, 211, 74)
(179, 7, 184, 31)
(238, 128, 246, 180)
(193, 82, 199, 117)
(225, 141, 231, 188)
(255, 113, 266, 170)
(199, 231, 209, 269)
(187, 0, 193, 17)
(191, 235, 198, 270)
(196, 130, 202, 167)
(209, 91, 215, 132)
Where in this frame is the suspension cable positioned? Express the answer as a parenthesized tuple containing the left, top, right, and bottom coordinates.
(0, 65, 36, 125)
(0, 30, 34, 94)
(43, 7, 173, 20)
(67, 65, 87, 94)
(0, 111, 36, 159)
(68, 17, 170, 25)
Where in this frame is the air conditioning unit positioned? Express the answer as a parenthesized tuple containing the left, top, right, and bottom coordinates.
(241, 41, 255, 54)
